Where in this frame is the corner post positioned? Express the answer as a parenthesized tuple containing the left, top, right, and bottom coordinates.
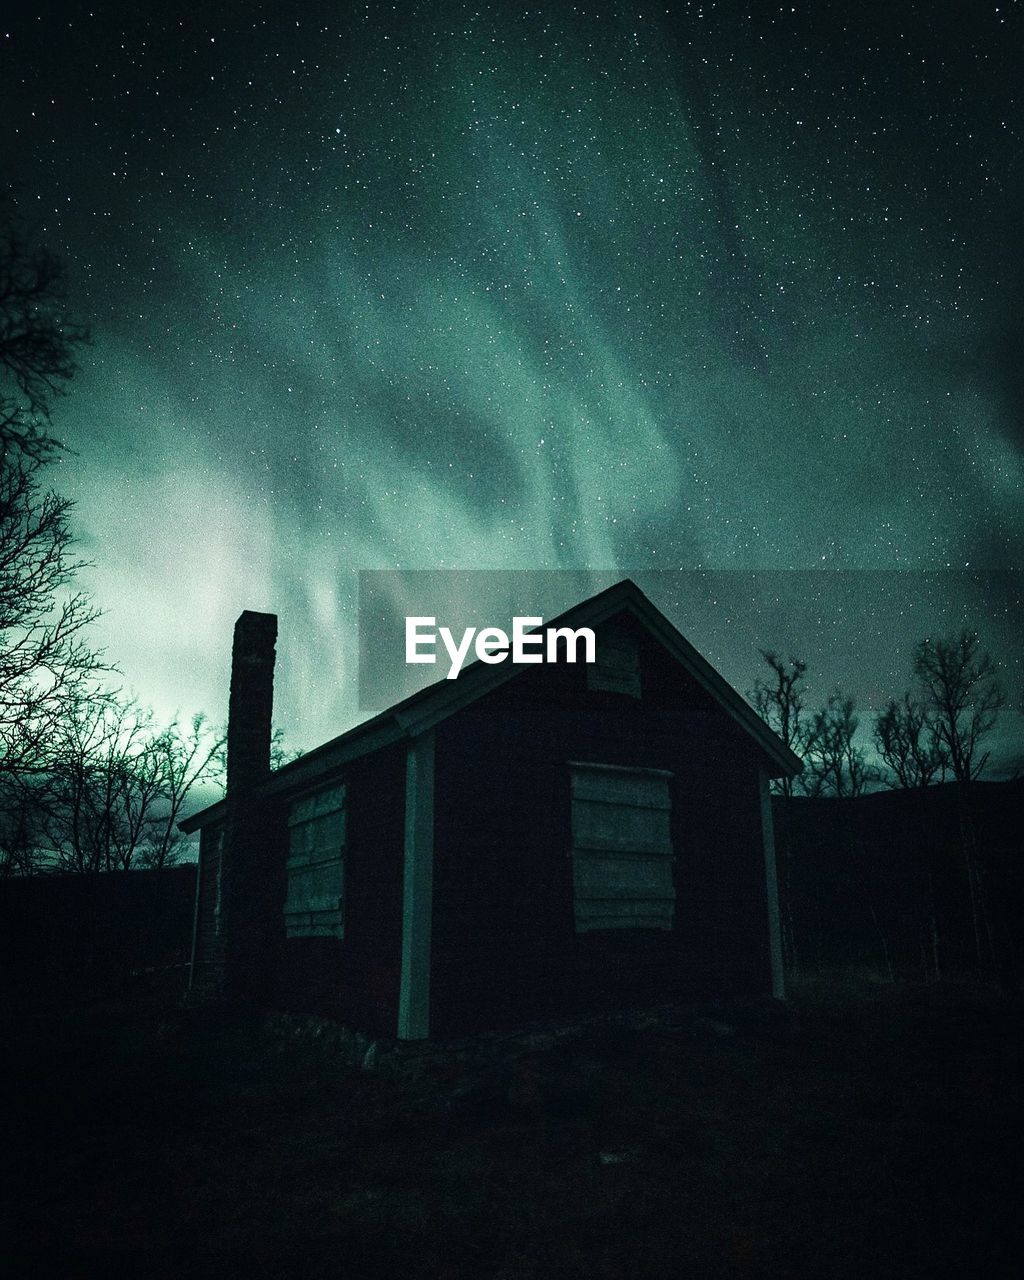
(758, 766, 786, 1000)
(187, 839, 204, 993)
(398, 730, 435, 1039)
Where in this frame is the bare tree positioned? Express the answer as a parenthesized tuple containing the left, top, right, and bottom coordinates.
(913, 631, 1005, 974)
(270, 725, 302, 771)
(749, 651, 809, 796)
(0, 204, 227, 880)
(42, 693, 157, 873)
(0, 196, 88, 461)
(0, 201, 109, 870)
(872, 693, 949, 980)
(873, 693, 948, 789)
(0, 771, 44, 876)
(749, 649, 810, 972)
(0, 458, 106, 787)
(40, 694, 224, 874)
(803, 693, 877, 798)
(913, 631, 1005, 785)
(141, 713, 225, 869)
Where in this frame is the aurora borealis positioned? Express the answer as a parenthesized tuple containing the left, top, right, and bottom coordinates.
(2, 2, 1022, 764)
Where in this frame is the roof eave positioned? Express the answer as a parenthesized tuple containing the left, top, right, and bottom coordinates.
(178, 577, 801, 833)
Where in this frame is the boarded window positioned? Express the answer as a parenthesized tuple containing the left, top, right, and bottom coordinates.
(586, 626, 641, 697)
(570, 763, 675, 931)
(285, 784, 346, 938)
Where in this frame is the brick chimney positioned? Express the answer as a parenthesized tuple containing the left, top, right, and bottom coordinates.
(227, 610, 278, 796)
(222, 610, 281, 1004)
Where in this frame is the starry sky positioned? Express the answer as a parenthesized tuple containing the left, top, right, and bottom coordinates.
(3, 1, 1022, 767)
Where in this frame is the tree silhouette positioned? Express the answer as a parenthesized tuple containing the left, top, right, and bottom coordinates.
(803, 693, 876, 798)
(37, 694, 224, 874)
(0, 203, 232, 879)
(913, 631, 1004, 785)
(749, 649, 810, 970)
(0, 459, 105, 785)
(912, 630, 1005, 974)
(0, 203, 103, 872)
(0, 196, 88, 460)
(873, 692, 948, 789)
(749, 650, 809, 796)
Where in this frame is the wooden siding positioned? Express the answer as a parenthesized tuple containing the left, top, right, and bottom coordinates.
(274, 742, 406, 1036)
(190, 824, 225, 1000)
(429, 610, 774, 1036)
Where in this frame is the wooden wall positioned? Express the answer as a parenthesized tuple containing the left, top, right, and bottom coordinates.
(192, 610, 776, 1037)
(429, 610, 774, 1035)
(274, 742, 406, 1036)
(191, 824, 225, 1000)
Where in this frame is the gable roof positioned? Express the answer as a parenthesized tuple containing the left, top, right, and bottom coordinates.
(181, 578, 802, 833)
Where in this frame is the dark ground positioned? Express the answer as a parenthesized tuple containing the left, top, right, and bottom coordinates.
(3, 976, 1023, 1279)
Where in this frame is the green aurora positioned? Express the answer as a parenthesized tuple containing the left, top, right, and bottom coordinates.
(3, 1, 1021, 761)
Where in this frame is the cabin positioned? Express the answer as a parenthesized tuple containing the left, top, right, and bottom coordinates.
(183, 580, 801, 1039)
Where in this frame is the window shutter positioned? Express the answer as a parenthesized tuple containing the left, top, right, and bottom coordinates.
(570, 764, 675, 931)
(284, 783, 346, 937)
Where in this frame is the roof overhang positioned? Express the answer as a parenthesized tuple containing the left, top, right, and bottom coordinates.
(180, 578, 801, 833)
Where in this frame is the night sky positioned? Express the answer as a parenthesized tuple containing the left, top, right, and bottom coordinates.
(3, 1, 1022, 766)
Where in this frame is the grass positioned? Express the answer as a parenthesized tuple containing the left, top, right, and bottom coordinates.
(3, 976, 1022, 1278)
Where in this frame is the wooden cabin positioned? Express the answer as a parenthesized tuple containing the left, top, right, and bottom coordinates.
(183, 580, 801, 1039)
